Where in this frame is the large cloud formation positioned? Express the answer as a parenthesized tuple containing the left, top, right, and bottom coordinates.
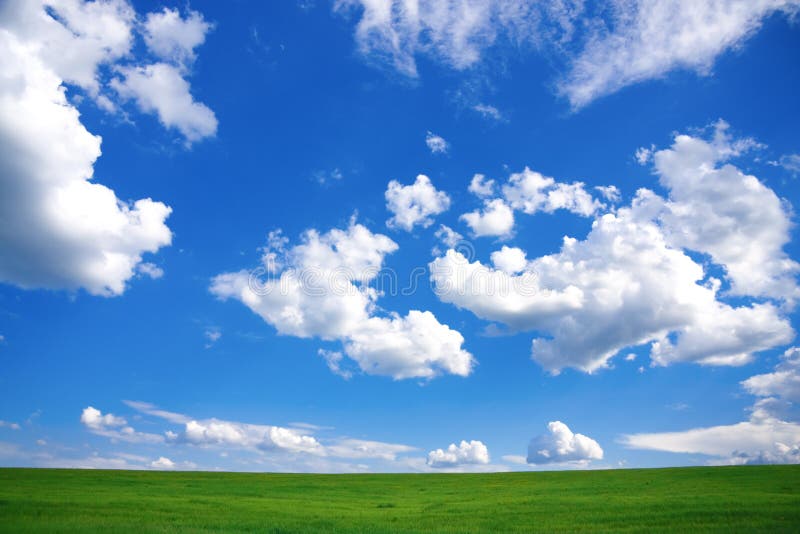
(0, 1, 216, 296)
(211, 222, 474, 380)
(431, 122, 795, 374)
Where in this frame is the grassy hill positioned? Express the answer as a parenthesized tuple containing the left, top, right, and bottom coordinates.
(1, 465, 799, 532)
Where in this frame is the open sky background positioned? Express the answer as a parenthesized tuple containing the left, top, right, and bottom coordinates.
(1, 0, 800, 472)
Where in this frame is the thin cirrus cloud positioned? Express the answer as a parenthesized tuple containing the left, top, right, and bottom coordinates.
(210, 221, 474, 380)
(334, 0, 800, 108)
(0, 0, 217, 297)
(431, 121, 796, 374)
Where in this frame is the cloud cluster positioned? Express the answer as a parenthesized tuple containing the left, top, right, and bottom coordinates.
(211, 222, 473, 379)
(432, 123, 795, 374)
(427, 439, 490, 468)
(425, 131, 448, 154)
(527, 421, 603, 465)
(460, 168, 606, 238)
(386, 175, 451, 231)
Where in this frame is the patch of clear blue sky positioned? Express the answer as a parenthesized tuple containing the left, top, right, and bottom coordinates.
(0, 1, 799, 470)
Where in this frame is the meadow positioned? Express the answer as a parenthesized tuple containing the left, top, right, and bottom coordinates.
(1, 465, 799, 532)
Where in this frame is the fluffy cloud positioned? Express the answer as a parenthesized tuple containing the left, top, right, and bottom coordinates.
(111, 63, 217, 143)
(490, 246, 527, 275)
(386, 175, 451, 231)
(461, 167, 606, 239)
(150, 456, 175, 470)
(142, 7, 212, 65)
(743, 347, 800, 403)
(560, 1, 800, 108)
(211, 222, 473, 379)
(502, 167, 603, 217)
(0, 421, 21, 430)
(427, 440, 490, 468)
(80, 407, 163, 443)
(653, 120, 798, 301)
(527, 421, 603, 465)
(460, 198, 515, 238)
(468, 174, 496, 198)
(433, 124, 795, 374)
(0, 14, 173, 296)
(425, 131, 448, 154)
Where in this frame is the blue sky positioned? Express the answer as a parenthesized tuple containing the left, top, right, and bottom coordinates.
(1, 0, 799, 472)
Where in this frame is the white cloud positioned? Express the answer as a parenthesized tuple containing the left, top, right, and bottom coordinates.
(0, 0, 135, 95)
(385, 175, 451, 231)
(770, 153, 800, 176)
(326, 438, 417, 461)
(594, 185, 620, 203)
(468, 174, 496, 198)
(742, 347, 800, 403)
(427, 440, 490, 468)
(653, 120, 799, 301)
(472, 103, 504, 121)
(624, 347, 800, 465)
(142, 8, 212, 66)
(150, 456, 175, 469)
(491, 246, 527, 275)
(0, 421, 20, 430)
(560, 1, 800, 108)
(137, 262, 164, 279)
(425, 131, 448, 154)
(527, 421, 603, 465)
(211, 222, 473, 379)
(80, 406, 163, 443)
(460, 198, 515, 238)
(111, 63, 217, 144)
(0, 25, 173, 296)
(635, 146, 653, 165)
(318, 349, 353, 379)
(502, 167, 603, 217)
(172, 419, 324, 455)
(336, 1, 799, 108)
(432, 123, 796, 374)
(204, 327, 222, 348)
(434, 224, 463, 249)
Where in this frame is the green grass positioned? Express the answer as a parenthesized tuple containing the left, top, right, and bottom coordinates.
(1, 465, 799, 532)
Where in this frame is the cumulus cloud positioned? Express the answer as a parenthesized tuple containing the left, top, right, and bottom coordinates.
(386, 175, 451, 231)
(142, 7, 212, 66)
(653, 120, 799, 301)
(770, 153, 800, 176)
(80, 406, 163, 443)
(502, 167, 603, 217)
(461, 167, 607, 239)
(427, 440, 490, 468)
(211, 222, 473, 379)
(111, 63, 217, 143)
(468, 174, 496, 198)
(425, 131, 448, 154)
(432, 123, 795, 374)
(0, 1, 219, 296)
(0, 421, 21, 430)
(0, 19, 173, 296)
(150, 456, 175, 470)
(527, 421, 603, 465)
(490, 246, 527, 275)
(460, 198, 515, 238)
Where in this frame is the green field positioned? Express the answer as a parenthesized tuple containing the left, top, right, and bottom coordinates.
(1, 465, 799, 532)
